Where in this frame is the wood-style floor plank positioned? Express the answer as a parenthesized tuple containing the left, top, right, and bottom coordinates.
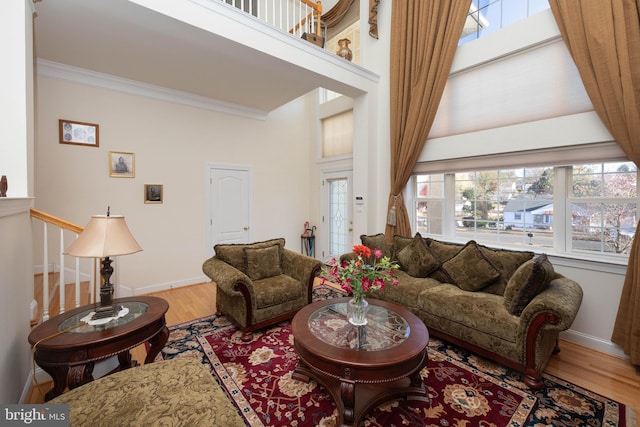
(27, 281, 640, 416)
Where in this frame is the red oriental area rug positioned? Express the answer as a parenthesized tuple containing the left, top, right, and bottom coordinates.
(160, 285, 637, 427)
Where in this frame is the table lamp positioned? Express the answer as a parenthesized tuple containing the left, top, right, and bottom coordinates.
(65, 208, 142, 319)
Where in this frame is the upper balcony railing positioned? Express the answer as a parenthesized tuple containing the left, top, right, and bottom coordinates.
(224, 0, 322, 39)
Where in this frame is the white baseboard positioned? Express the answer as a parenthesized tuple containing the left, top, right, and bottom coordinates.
(118, 275, 210, 297)
(560, 329, 629, 360)
(32, 264, 91, 282)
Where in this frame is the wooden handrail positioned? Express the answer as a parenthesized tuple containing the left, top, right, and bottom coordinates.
(290, 0, 322, 37)
(30, 208, 84, 234)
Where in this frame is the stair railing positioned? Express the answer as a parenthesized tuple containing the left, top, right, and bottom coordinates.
(224, 0, 323, 39)
(30, 208, 97, 321)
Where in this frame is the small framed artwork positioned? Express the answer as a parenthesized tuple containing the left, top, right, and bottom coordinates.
(109, 151, 135, 178)
(59, 119, 99, 147)
(144, 184, 163, 204)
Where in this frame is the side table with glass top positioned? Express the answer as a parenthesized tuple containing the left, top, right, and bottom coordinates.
(291, 297, 429, 427)
(28, 296, 169, 401)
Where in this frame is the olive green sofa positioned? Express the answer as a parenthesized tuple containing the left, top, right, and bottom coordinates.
(344, 233, 583, 389)
(202, 238, 322, 341)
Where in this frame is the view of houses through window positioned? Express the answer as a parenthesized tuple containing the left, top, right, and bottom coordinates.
(415, 162, 637, 258)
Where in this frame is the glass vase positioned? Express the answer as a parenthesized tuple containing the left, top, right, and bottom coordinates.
(347, 297, 369, 325)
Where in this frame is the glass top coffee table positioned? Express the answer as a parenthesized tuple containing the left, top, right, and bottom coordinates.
(291, 297, 429, 427)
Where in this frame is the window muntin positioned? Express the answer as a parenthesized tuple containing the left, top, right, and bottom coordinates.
(416, 174, 445, 235)
(460, 0, 550, 45)
(414, 162, 637, 259)
(569, 162, 637, 255)
(453, 168, 554, 248)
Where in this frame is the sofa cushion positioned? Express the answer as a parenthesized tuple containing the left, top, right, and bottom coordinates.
(442, 240, 501, 291)
(214, 238, 285, 271)
(396, 233, 440, 277)
(479, 246, 535, 295)
(244, 244, 282, 280)
(504, 253, 555, 315)
(254, 274, 303, 309)
(360, 233, 392, 262)
(418, 283, 519, 345)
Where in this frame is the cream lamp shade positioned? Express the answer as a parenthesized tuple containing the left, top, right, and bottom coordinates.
(65, 215, 142, 258)
(64, 213, 142, 320)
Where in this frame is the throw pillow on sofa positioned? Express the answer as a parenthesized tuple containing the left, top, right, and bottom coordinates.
(244, 244, 282, 280)
(503, 253, 555, 315)
(441, 240, 501, 291)
(396, 233, 441, 277)
(360, 233, 392, 262)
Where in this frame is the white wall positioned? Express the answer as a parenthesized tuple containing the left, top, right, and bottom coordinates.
(35, 75, 316, 294)
(0, 0, 35, 404)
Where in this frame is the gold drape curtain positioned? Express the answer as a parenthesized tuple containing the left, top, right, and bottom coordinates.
(548, 0, 640, 365)
(385, 0, 471, 240)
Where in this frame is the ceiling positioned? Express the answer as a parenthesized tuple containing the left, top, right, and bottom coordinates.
(33, 0, 336, 114)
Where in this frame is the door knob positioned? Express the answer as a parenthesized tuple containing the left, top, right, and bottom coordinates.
(243, 226, 249, 230)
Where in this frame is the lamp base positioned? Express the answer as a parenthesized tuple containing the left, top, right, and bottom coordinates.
(91, 304, 122, 320)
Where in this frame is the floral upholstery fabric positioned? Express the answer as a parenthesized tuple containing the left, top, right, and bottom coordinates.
(346, 234, 583, 387)
(214, 238, 285, 271)
(504, 254, 555, 315)
(50, 358, 245, 427)
(395, 233, 441, 277)
(441, 240, 501, 291)
(244, 244, 282, 280)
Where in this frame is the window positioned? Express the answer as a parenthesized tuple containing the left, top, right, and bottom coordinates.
(569, 163, 637, 255)
(321, 110, 353, 158)
(460, 0, 550, 45)
(414, 162, 638, 259)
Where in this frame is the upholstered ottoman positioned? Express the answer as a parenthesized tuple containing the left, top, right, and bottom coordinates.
(50, 357, 244, 426)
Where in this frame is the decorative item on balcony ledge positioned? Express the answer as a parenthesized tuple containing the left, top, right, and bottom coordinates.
(64, 207, 142, 320)
(0, 175, 7, 197)
(336, 38, 353, 61)
(320, 244, 399, 325)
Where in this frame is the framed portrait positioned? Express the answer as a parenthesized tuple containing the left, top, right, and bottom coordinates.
(144, 184, 163, 204)
(109, 151, 135, 178)
(59, 119, 99, 147)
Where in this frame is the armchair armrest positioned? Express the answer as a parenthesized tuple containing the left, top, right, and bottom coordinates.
(281, 249, 322, 288)
(202, 256, 256, 298)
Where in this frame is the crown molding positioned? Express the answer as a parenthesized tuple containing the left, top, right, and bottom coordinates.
(36, 59, 268, 120)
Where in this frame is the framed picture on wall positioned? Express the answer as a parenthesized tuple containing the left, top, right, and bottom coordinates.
(59, 119, 99, 147)
(109, 151, 135, 178)
(144, 184, 163, 204)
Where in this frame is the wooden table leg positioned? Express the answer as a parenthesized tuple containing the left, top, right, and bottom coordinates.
(145, 325, 169, 364)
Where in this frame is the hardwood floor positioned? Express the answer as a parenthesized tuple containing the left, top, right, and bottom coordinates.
(26, 281, 640, 415)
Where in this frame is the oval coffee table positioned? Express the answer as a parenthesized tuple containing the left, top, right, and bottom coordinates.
(291, 297, 429, 427)
(28, 296, 169, 401)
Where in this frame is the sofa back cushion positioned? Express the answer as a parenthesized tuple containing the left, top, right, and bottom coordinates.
(441, 240, 501, 291)
(360, 233, 392, 263)
(503, 253, 555, 315)
(480, 246, 535, 295)
(214, 238, 285, 272)
(395, 233, 441, 277)
(244, 244, 282, 280)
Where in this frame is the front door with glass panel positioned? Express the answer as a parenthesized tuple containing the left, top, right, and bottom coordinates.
(322, 171, 353, 260)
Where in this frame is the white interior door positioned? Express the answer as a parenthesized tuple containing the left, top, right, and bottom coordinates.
(322, 170, 353, 260)
(209, 165, 251, 252)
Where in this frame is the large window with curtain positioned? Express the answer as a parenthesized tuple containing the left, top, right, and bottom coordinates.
(414, 161, 637, 259)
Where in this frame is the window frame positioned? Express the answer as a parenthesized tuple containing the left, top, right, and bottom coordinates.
(411, 163, 639, 264)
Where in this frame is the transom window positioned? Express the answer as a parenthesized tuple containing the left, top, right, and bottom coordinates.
(460, 0, 550, 45)
(415, 162, 638, 259)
